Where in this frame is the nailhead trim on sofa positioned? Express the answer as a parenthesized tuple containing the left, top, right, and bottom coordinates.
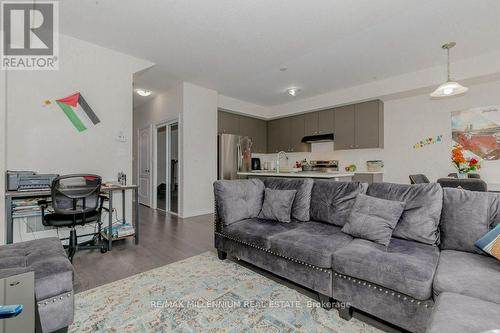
(214, 200, 431, 309)
(333, 272, 432, 308)
(37, 291, 73, 307)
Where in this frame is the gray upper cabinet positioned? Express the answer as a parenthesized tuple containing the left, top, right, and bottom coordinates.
(354, 100, 384, 149)
(290, 115, 310, 152)
(333, 100, 383, 150)
(267, 119, 281, 153)
(334, 105, 356, 149)
(218, 111, 240, 134)
(279, 117, 292, 152)
(318, 109, 335, 134)
(239, 116, 267, 153)
(304, 112, 319, 136)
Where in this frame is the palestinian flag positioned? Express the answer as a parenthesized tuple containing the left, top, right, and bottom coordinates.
(56, 92, 100, 132)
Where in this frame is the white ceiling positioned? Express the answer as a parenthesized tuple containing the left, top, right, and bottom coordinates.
(58, 0, 500, 107)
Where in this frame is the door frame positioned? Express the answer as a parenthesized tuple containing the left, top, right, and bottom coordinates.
(137, 124, 153, 207)
(152, 118, 179, 214)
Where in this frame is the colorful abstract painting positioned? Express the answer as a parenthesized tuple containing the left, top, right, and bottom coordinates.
(451, 106, 500, 160)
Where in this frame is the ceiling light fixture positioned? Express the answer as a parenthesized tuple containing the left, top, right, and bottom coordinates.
(286, 88, 300, 97)
(430, 42, 468, 98)
(136, 89, 152, 97)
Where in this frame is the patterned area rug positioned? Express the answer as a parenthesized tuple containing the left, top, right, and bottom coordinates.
(70, 252, 382, 332)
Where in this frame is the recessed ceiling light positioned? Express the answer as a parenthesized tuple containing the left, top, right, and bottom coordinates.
(136, 89, 152, 97)
(286, 88, 300, 97)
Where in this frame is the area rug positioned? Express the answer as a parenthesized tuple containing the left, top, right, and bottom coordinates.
(70, 252, 382, 332)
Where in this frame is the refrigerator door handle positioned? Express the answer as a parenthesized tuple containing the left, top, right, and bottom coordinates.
(237, 143, 242, 172)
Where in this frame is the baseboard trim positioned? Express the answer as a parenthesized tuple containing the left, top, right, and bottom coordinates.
(180, 209, 214, 218)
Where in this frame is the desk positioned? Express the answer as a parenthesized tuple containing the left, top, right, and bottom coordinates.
(4, 185, 139, 250)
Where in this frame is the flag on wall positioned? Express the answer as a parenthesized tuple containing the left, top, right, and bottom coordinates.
(56, 92, 100, 132)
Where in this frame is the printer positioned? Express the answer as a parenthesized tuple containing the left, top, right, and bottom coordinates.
(6, 171, 58, 192)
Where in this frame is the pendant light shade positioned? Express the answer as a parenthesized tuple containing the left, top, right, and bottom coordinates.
(431, 42, 468, 98)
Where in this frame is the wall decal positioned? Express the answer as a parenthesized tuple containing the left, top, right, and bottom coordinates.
(56, 92, 100, 132)
(452, 106, 500, 160)
(413, 135, 443, 149)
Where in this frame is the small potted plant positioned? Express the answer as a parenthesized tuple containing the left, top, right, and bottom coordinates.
(451, 145, 480, 178)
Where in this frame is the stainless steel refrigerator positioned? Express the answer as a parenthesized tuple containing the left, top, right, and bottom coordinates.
(218, 134, 253, 180)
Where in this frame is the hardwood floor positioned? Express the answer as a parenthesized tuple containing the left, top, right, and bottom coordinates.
(72, 205, 214, 293)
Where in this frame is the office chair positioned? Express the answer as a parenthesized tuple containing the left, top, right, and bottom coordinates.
(409, 174, 430, 184)
(38, 174, 107, 262)
(437, 178, 488, 192)
(447, 173, 481, 179)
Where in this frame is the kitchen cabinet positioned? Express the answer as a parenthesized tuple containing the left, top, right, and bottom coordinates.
(267, 119, 281, 153)
(290, 115, 310, 152)
(334, 105, 356, 149)
(218, 111, 240, 134)
(318, 109, 335, 134)
(333, 100, 383, 150)
(354, 100, 384, 149)
(239, 116, 267, 153)
(304, 112, 319, 136)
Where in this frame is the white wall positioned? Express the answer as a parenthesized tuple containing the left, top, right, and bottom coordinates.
(256, 79, 500, 185)
(218, 94, 269, 118)
(0, 70, 6, 244)
(5, 35, 152, 242)
(180, 83, 218, 217)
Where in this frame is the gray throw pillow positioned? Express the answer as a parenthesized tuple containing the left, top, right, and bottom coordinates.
(262, 177, 314, 222)
(342, 194, 406, 247)
(258, 188, 297, 223)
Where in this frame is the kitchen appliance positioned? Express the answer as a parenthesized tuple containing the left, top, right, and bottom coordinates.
(251, 157, 261, 170)
(367, 160, 384, 172)
(218, 134, 253, 180)
(309, 160, 339, 173)
(301, 133, 334, 143)
(6, 171, 58, 191)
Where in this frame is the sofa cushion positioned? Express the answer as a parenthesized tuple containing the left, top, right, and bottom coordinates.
(258, 188, 296, 223)
(333, 238, 440, 300)
(222, 218, 300, 249)
(367, 182, 442, 245)
(433, 250, 500, 304)
(269, 222, 353, 268)
(0, 238, 73, 301)
(214, 179, 265, 226)
(341, 194, 405, 247)
(440, 188, 500, 254)
(427, 292, 500, 333)
(310, 180, 368, 227)
(261, 177, 314, 222)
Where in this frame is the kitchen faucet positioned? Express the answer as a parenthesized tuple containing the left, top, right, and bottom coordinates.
(276, 151, 289, 173)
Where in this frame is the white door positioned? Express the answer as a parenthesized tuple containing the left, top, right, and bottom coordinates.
(138, 126, 152, 206)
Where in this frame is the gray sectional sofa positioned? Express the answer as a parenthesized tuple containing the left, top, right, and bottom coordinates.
(0, 237, 74, 332)
(214, 177, 500, 333)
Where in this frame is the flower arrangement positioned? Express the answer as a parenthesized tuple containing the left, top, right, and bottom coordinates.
(452, 145, 480, 176)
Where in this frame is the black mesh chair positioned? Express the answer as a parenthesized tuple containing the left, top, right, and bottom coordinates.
(447, 173, 481, 179)
(38, 174, 107, 262)
(437, 178, 488, 192)
(409, 174, 430, 184)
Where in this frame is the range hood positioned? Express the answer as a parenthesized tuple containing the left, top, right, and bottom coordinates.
(301, 133, 334, 143)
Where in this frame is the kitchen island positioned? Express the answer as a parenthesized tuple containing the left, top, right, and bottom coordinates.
(237, 171, 355, 181)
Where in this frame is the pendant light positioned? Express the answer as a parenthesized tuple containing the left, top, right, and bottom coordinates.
(430, 42, 468, 98)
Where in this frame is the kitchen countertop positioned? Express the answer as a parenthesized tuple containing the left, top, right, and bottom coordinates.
(238, 171, 355, 178)
(353, 171, 384, 174)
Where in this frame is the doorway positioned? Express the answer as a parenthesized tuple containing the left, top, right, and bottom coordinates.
(155, 121, 179, 214)
(138, 125, 152, 206)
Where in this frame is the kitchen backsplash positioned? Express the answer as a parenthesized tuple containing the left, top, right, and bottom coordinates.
(253, 142, 384, 172)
